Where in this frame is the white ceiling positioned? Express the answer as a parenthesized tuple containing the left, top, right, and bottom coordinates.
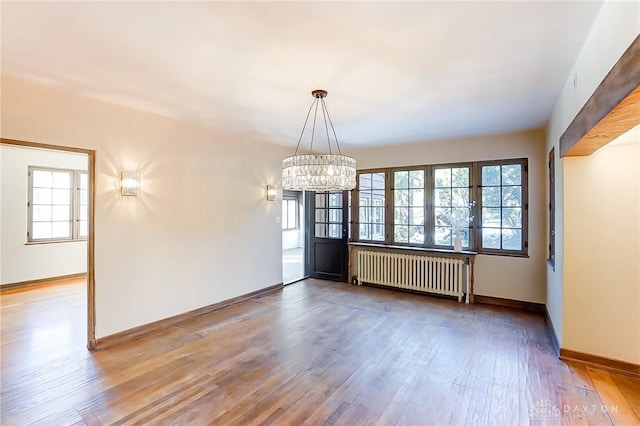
(1, 1, 604, 149)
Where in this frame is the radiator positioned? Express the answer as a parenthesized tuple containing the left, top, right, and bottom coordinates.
(356, 250, 468, 303)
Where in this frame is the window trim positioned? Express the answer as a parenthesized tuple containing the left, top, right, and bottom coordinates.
(351, 158, 529, 257)
(431, 162, 475, 250)
(475, 158, 529, 257)
(353, 168, 389, 243)
(389, 165, 427, 247)
(27, 166, 88, 244)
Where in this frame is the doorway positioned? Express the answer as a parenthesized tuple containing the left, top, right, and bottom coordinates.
(282, 190, 306, 284)
(0, 138, 96, 349)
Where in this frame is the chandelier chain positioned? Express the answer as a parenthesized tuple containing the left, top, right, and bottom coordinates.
(320, 98, 332, 155)
(309, 98, 320, 155)
(293, 98, 317, 156)
(321, 98, 342, 155)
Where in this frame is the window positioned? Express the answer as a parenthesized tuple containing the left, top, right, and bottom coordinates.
(548, 148, 555, 268)
(478, 160, 527, 254)
(434, 165, 471, 248)
(352, 158, 528, 256)
(315, 192, 343, 239)
(28, 166, 88, 243)
(357, 172, 385, 241)
(282, 198, 298, 230)
(393, 169, 425, 244)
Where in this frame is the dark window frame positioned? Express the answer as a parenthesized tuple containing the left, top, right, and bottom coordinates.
(548, 148, 555, 269)
(391, 165, 427, 246)
(353, 169, 388, 243)
(431, 162, 475, 250)
(351, 158, 529, 257)
(475, 159, 529, 257)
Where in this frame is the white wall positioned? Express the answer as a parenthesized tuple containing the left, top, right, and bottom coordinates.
(1, 145, 88, 284)
(348, 129, 547, 303)
(1, 74, 289, 338)
(546, 0, 639, 358)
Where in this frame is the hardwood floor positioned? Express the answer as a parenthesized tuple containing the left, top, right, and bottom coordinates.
(1, 278, 639, 425)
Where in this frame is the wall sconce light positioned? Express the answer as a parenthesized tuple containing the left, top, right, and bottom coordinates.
(266, 185, 277, 201)
(121, 171, 140, 196)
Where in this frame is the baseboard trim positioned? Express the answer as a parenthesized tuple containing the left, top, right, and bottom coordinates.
(1, 273, 87, 293)
(95, 283, 283, 351)
(560, 348, 640, 379)
(474, 294, 545, 313)
(544, 306, 560, 355)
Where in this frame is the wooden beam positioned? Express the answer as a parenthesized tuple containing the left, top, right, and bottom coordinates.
(560, 35, 640, 157)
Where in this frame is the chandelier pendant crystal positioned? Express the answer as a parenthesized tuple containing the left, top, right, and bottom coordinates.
(282, 90, 356, 191)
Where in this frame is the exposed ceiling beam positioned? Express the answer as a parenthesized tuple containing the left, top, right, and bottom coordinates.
(560, 35, 640, 157)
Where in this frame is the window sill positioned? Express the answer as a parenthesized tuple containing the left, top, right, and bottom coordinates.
(348, 241, 477, 256)
(26, 239, 87, 245)
(349, 242, 529, 258)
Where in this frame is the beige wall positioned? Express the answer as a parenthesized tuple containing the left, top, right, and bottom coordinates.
(348, 129, 547, 303)
(546, 0, 639, 361)
(1, 74, 289, 338)
(1, 145, 88, 284)
(564, 138, 639, 363)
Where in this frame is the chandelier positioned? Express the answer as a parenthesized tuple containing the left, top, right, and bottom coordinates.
(282, 89, 356, 191)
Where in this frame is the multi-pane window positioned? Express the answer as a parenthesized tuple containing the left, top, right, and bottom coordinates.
(393, 170, 425, 244)
(315, 192, 343, 239)
(358, 172, 385, 241)
(434, 166, 471, 247)
(28, 167, 88, 242)
(352, 159, 528, 256)
(282, 198, 298, 230)
(479, 161, 526, 252)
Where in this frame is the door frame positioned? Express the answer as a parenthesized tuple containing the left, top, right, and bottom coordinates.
(282, 189, 309, 285)
(1, 138, 97, 350)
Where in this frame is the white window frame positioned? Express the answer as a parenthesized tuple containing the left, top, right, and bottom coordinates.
(27, 166, 88, 243)
(282, 198, 299, 231)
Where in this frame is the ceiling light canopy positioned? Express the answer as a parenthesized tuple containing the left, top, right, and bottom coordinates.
(282, 90, 356, 192)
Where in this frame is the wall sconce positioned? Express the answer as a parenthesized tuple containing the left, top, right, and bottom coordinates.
(266, 185, 277, 201)
(121, 171, 140, 196)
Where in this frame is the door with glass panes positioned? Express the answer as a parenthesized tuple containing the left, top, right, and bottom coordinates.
(306, 191, 349, 282)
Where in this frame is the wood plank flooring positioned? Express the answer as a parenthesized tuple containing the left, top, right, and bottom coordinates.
(1, 278, 639, 425)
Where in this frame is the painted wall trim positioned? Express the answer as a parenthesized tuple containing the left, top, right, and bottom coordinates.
(95, 283, 283, 350)
(559, 348, 640, 379)
(0, 273, 86, 293)
(560, 35, 640, 157)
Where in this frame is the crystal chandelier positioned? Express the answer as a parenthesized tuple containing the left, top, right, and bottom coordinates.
(282, 90, 356, 191)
